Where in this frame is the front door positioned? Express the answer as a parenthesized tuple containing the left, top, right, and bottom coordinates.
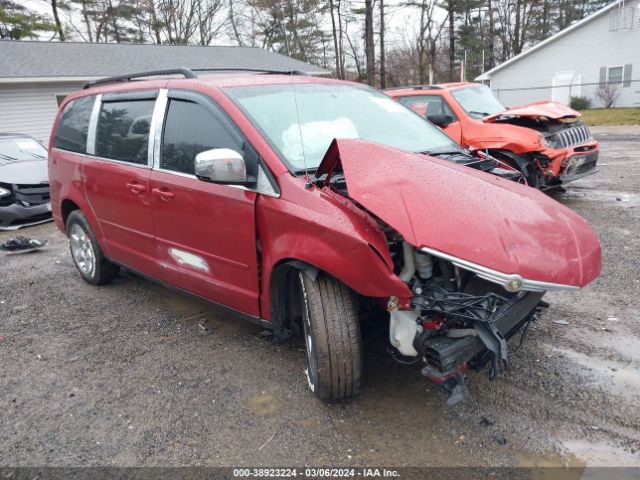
(149, 91, 260, 316)
(83, 94, 158, 277)
(551, 71, 575, 106)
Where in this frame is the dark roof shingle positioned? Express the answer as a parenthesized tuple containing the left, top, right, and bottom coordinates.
(0, 41, 328, 79)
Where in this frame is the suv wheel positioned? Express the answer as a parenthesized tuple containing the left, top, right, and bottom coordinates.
(297, 271, 362, 401)
(66, 210, 119, 285)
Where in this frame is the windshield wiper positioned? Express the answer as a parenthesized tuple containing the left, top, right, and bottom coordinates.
(20, 149, 46, 159)
(419, 149, 464, 156)
(468, 110, 492, 117)
(0, 153, 20, 162)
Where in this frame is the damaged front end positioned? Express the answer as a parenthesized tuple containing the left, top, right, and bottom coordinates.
(388, 241, 547, 405)
(315, 138, 601, 405)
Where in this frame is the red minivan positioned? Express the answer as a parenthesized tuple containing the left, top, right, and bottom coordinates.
(49, 69, 601, 404)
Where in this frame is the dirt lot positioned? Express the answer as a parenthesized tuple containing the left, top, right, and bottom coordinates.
(1, 127, 639, 469)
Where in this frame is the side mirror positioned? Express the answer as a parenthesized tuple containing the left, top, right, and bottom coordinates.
(427, 114, 454, 128)
(195, 148, 250, 185)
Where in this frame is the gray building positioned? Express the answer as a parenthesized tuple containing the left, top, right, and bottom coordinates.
(0, 41, 327, 143)
(476, 0, 640, 108)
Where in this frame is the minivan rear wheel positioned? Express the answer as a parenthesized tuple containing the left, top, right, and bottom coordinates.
(297, 271, 362, 401)
(66, 210, 119, 285)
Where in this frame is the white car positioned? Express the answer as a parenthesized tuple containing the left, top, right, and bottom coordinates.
(0, 133, 52, 230)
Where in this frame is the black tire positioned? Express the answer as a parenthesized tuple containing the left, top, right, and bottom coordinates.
(65, 210, 119, 285)
(297, 271, 362, 401)
(492, 150, 539, 188)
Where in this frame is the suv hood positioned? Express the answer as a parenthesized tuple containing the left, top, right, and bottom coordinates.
(484, 101, 580, 123)
(317, 139, 600, 288)
(0, 159, 48, 184)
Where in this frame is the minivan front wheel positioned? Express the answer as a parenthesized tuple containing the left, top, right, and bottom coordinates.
(66, 210, 119, 285)
(297, 271, 362, 401)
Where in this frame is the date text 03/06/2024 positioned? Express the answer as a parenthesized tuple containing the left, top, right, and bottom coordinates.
(233, 468, 400, 478)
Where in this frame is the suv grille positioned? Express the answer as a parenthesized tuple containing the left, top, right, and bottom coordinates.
(551, 124, 592, 149)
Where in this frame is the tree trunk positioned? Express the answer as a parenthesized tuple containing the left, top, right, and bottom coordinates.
(229, 0, 243, 45)
(487, 0, 494, 68)
(80, 0, 93, 42)
(364, 0, 375, 86)
(337, 0, 345, 79)
(51, 0, 65, 41)
(148, 0, 162, 44)
(514, 0, 521, 55)
(379, 0, 386, 88)
(448, 1, 455, 81)
(329, 0, 342, 78)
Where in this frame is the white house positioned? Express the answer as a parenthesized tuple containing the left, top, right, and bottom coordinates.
(476, 0, 640, 108)
(0, 41, 327, 144)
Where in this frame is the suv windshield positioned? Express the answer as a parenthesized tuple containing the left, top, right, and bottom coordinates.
(451, 85, 505, 119)
(0, 136, 47, 162)
(225, 83, 461, 173)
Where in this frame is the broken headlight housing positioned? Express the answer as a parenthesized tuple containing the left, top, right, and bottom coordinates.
(543, 133, 562, 149)
(0, 186, 11, 198)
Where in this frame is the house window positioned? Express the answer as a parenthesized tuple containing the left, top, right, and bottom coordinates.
(607, 66, 624, 85)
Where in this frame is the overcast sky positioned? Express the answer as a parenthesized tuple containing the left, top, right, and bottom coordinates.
(22, 0, 441, 51)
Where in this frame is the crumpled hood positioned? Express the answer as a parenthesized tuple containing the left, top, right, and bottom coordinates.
(317, 139, 601, 288)
(0, 159, 48, 184)
(484, 101, 580, 123)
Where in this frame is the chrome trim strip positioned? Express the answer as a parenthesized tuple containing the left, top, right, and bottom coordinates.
(52, 149, 152, 170)
(420, 246, 579, 292)
(152, 161, 280, 198)
(86, 94, 102, 155)
(150, 89, 169, 169)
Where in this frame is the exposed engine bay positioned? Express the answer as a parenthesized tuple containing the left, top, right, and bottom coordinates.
(427, 150, 525, 183)
(386, 239, 546, 405)
(311, 138, 601, 405)
(322, 171, 547, 405)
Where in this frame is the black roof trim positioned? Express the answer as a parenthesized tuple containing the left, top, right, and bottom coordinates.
(83, 67, 197, 89)
(83, 66, 311, 90)
(191, 67, 309, 76)
(383, 85, 444, 91)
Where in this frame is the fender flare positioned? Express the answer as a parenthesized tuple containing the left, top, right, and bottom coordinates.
(489, 149, 538, 187)
(490, 149, 529, 171)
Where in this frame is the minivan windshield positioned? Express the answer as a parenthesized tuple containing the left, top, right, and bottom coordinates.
(0, 137, 47, 162)
(225, 83, 462, 173)
(451, 84, 505, 119)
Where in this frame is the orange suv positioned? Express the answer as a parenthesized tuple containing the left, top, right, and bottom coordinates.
(386, 83, 599, 189)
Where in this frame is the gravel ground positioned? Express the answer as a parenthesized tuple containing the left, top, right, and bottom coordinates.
(1, 127, 639, 469)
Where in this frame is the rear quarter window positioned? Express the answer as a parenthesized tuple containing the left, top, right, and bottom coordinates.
(96, 100, 155, 165)
(53, 96, 95, 153)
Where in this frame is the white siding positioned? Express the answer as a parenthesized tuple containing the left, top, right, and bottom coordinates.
(488, 3, 640, 108)
(0, 81, 84, 144)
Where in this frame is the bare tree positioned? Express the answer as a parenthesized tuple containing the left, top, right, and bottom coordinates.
(595, 83, 621, 108)
(328, 0, 345, 78)
(196, 0, 226, 45)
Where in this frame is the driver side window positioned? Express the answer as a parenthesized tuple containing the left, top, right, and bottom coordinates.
(400, 95, 456, 121)
(161, 99, 241, 175)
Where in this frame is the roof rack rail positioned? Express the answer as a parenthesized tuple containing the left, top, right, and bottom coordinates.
(190, 67, 309, 76)
(382, 85, 443, 91)
(83, 67, 197, 89)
